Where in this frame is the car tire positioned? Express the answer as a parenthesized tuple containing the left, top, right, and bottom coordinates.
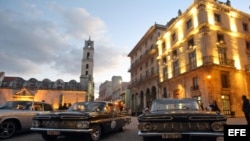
(86, 124, 102, 141)
(41, 133, 58, 141)
(0, 121, 16, 139)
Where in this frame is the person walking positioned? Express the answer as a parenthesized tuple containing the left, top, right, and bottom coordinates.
(209, 100, 220, 112)
(241, 95, 250, 125)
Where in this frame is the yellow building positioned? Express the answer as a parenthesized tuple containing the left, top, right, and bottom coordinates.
(157, 0, 250, 117)
(0, 74, 86, 109)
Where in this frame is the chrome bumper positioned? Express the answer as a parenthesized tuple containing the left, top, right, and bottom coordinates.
(31, 127, 93, 133)
(138, 131, 224, 137)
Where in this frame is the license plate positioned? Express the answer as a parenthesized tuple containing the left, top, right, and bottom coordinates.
(162, 133, 182, 139)
(47, 130, 60, 135)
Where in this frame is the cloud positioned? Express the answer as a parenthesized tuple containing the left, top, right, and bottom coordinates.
(0, 1, 130, 97)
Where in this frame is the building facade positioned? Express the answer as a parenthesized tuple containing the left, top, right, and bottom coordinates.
(0, 73, 86, 109)
(128, 24, 166, 115)
(156, 0, 250, 117)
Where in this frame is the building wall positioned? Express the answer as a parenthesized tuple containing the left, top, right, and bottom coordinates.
(128, 24, 166, 115)
(0, 88, 85, 109)
(156, 0, 250, 117)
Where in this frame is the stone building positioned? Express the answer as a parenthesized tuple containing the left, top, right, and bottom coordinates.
(128, 0, 250, 117)
(128, 24, 166, 115)
(0, 73, 85, 109)
(80, 38, 95, 101)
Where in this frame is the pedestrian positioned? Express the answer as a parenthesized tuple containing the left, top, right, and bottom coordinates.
(241, 95, 250, 125)
(200, 102, 204, 111)
(62, 103, 68, 110)
(209, 100, 220, 112)
(144, 106, 149, 113)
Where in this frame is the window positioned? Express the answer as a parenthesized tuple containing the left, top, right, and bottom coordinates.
(218, 47, 227, 65)
(85, 71, 88, 75)
(172, 50, 178, 59)
(87, 52, 90, 59)
(243, 23, 248, 32)
(189, 51, 197, 70)
(173, 60, 179, 76)
(162, 56, 167, 64)
(163, 67, 168, 80)
(186, 19, 192, 29)
(214, 13, 221, 22)
(221, 71, 230, 88)
(188, 38, 194, 48)
(192, 77, 199, 90)
(86, 64, 89, 69)
(246, 41, 250, 52)
(163, 87, 168, 98)
(217, 34, 225, 43)
(171, 33, 176, 41)
(162, 41, 166, 52)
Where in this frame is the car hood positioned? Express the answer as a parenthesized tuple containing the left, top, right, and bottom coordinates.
(33, 110, 94, 120)
(138, 110, 227, 122)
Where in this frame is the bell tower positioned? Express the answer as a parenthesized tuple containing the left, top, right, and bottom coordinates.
(80, 37, 94, 101)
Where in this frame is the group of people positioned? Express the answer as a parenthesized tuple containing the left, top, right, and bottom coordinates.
(59, 103, 71, 110)
(204, 95, 250, 125)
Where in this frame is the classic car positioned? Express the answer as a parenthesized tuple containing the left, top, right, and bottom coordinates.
(138, 98, 227, 141)
(31, 101, 131, 141)
(0, 100, 53, 139)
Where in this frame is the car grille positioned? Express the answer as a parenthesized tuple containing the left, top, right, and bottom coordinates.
(41, 120, 77, 129)
(150, 122, 212, 131)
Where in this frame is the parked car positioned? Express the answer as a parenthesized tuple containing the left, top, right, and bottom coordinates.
(31, 101, 131, 141)
(0, 100, 53, 139)
(137, 98, 227, 141)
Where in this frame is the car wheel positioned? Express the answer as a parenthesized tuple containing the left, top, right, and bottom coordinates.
(0, 121, 16, 139)
(86, 124, 102, 141)
(41, 133, 58, 141)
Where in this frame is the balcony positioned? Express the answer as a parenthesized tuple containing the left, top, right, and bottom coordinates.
(202, 56, 235, 67)
(190, 85, 199, 91)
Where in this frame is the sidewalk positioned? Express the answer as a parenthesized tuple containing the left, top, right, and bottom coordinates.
(226, 117, 247, 125)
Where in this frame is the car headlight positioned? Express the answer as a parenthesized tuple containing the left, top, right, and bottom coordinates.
(76, 121, 89, 128)
(211, 121, 225, 131)
(32, 120, 40, 127)
(138, 122, 153, 131)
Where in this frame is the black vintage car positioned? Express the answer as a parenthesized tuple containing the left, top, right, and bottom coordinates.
(138, 98, 227, 141)
(31, 101, 131, 141)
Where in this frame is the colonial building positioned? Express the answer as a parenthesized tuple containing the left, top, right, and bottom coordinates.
(0, 73, 85, 109)
(156, 0, 250, 117)
(128, 24, 166, 115)
(128, 0, 250, 117)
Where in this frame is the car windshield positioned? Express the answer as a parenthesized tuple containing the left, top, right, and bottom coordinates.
(0, 101, 33, 110)
(151, 99, 200, 112)
(69, 102, 106, 112)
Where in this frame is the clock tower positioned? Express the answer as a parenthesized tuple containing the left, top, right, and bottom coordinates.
(80, 37, 94, 101)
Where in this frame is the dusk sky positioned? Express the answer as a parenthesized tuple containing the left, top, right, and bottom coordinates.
(0, 0, 249, 97)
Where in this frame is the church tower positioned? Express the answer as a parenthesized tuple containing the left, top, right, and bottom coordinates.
(80, 38, 94, 101)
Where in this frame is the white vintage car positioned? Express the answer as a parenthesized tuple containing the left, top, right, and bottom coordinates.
(0, 101, 53, 139)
